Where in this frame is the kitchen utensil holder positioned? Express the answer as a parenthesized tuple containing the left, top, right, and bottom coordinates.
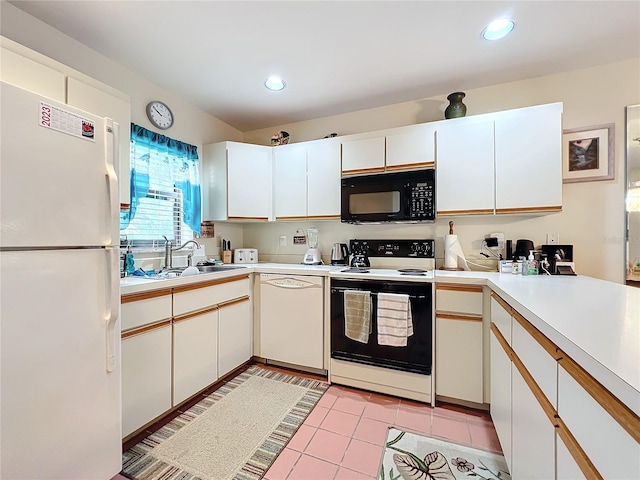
(223, 250, 232, 264)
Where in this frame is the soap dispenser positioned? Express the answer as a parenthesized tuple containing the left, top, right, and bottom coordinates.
(124, 245, 135, 275)
(526, 250, 538, 276)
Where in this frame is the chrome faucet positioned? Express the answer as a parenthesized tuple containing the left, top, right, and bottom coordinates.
(162, 236, 200, 269)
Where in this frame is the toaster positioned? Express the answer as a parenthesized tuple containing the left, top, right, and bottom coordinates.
(233, 248, 258, 264)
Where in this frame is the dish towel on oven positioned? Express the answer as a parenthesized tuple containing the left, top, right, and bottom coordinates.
(377, 292, 413, 347)
(344, 290, 372, 343)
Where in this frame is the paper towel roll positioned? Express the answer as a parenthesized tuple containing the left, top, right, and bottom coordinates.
(444, 234, 469, 270)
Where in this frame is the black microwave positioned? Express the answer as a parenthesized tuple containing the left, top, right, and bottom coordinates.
(341, 169, 435, 224)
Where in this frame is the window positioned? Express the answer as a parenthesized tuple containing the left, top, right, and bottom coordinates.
(120, 124, 201, 248)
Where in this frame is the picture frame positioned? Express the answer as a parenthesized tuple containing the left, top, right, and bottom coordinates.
(562, 123, 615, 183)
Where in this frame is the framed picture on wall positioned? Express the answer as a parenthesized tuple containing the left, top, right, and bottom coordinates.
(562, 123, 615, 183)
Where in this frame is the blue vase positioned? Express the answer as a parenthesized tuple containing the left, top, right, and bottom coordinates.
(445, 92, 467, 119)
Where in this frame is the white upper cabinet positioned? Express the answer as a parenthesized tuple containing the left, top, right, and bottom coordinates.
(437, 102, 563, 216)
(203, 141, 273, 221)
(341, 123, 437, 175)
(274, 137, 341, 220)
(274, 143, 307, 219)
(385, 122, 437, 171)
(0, 47, 65, 101)
(306, 137, 341, 218)
(436, 117, 496, 215)
(494, 102, 563, 213)
(341, 136, 386, 174)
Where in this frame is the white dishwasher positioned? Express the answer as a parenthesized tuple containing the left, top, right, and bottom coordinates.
(259, 274, 324, 370)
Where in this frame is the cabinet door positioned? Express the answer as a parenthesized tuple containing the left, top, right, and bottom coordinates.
(67, 77, 131, 206)
(173, 309, 219, 405)
(557, 367, 639, 479)
(511, 365, 555, 479)
(436, 119, 495, 215)
(227, 142, 273, 220)
(273, 143, 307, 219)
(218, 298, 252, 378)
(121, 323, 172, 437)
(490, 330, 512, 473)
(435, 316, 483, 403)
(386, 123, 437, 170)
(494, 103, 562, 213)
(307, 138, 341, 218)
(0, 47, 65, 102)
(556, 432, 586, 480)
(341, 136, 385, 174)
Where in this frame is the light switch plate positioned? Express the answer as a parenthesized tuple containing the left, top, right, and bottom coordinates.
(279, 235, 286, 247)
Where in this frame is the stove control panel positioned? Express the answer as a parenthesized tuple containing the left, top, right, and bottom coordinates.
(349, 239, 435, 258)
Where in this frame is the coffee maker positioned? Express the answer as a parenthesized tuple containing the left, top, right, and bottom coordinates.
(541, 244, 575, 275)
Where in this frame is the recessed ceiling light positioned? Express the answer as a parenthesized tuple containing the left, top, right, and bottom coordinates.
(482, 18, 515, 41)
(265, 75, 286, 91)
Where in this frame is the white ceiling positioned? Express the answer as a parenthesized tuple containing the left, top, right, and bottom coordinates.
(10, 1, 640, 132)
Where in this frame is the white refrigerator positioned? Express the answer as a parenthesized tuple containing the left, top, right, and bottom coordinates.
(0, 81, 122, 479)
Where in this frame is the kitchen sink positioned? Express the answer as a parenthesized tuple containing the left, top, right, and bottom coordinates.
(196, 264, 247, 273)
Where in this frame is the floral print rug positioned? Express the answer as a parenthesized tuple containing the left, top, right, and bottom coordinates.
(379, 427, 510, 480)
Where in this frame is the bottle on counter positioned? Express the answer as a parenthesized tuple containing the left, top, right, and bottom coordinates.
(525, 250, 538, 276)
(124, 245, 135, 275)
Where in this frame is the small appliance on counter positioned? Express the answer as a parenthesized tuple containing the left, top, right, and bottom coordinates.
(302, 227, 323, 265)
(234, 248, 258, 264)
(541, 244, 576, 275)
(513, 239, 535, 260)
(350, 253, 371, 268)
(330, 242, 349, 265)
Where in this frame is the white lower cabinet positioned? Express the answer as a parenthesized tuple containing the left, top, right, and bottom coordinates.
(511, 365, 555, 479)
(435, 285, 484, 404)
(218, 298, 252, 378)
(436, 316, 483, 403)
(121, 322, 172, 437)
(490, 331, 512, 472)
(173, 309, 219, 405)
(557, 367, 640, 480)
(556, 432, 586, 480)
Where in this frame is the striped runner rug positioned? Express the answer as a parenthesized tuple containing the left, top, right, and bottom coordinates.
(121, 365, 328, 480)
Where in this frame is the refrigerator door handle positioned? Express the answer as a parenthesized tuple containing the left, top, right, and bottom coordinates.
(105, 246, 119, 373)
(105, 119, 119, 247)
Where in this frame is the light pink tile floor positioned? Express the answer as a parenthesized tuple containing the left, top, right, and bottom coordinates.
(265, 384, 502, 480)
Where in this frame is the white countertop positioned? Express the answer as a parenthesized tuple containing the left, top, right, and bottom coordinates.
(435, 270, 640, 414)
(120, 263, 640, 414)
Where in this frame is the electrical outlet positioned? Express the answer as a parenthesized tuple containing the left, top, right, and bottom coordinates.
(547, 233, 559, 245)
(279, 235, 286, 247)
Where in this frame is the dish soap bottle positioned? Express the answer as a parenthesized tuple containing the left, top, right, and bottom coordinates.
(124, 245, 135, 275)
(526, 250, 538, 276)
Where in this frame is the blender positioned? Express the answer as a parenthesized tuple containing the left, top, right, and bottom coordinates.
(303, 228, 322, 264)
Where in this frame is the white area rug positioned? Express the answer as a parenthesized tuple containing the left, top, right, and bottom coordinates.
(122, 366, 328, 480)
(379, 427, 510, 480)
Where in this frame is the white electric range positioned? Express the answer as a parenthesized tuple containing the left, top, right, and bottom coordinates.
(328, 239, 436, 403)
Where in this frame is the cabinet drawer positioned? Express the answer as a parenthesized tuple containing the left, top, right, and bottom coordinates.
(558, 366, 640, 480)
(436, 284, 483, 315)
(512, 314, 558, 408)
(173, 276, 250, 316)
(121, 289, 172, 331)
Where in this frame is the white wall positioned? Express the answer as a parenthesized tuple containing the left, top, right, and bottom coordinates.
(243, 59, 640, 283)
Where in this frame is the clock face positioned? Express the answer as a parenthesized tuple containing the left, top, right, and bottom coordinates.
(146, 101, 173, 130)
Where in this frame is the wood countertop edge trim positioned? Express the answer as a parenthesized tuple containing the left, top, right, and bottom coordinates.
(436, 283, 483, 293)
(172, 274, 250, 294)
(122, 288, 172, 303)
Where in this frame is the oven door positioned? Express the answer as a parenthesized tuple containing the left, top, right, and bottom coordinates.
(330, 278, 432, 375)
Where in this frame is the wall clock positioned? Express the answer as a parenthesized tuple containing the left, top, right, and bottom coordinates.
(146, 101, 173, 130)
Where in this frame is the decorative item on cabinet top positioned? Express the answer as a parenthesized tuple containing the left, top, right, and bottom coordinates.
(444, 92, 467, 119)
(271, 131, 290, 145)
